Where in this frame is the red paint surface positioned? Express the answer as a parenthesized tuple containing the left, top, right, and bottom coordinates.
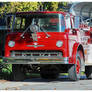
(5, 11, 85, 65)
(5, 32, 69, 58)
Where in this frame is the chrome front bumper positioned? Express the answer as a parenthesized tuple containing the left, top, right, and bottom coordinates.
(3, 56, 69, 64)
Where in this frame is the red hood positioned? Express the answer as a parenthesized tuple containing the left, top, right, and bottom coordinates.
(5, 32, 68, 57)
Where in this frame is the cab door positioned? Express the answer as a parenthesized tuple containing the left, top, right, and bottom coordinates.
(65, 14, 78, 58)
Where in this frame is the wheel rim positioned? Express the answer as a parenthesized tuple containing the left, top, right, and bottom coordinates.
(76, 59, 80, 74)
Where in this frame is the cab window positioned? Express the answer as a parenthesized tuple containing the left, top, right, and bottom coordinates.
(65, 15, 71, 29)
(61, 15, 65, 32)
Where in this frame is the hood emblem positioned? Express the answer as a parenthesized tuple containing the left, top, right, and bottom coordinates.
(27, 42, 44, 48)
(34, 42, 38, 45)
(32, 33, 38, 41)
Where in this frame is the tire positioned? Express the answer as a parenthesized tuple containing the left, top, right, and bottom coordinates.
(40, 65, 59, 79)
(0, 64, 2, 73)
(68, 52, 81, 81)
(85, 66, 92, 79)
(12, 64, 26, 81)
(0, 68, 2, 73)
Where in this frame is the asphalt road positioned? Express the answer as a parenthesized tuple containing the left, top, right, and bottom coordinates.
(0, 75, 92, 90)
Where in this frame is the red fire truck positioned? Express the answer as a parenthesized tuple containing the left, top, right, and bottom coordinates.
(2, 2, 92, 81)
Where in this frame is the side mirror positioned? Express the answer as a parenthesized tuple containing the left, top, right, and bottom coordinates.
(72, 28, 77, 35)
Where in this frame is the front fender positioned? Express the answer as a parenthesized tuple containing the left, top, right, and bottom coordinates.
(72, 43, 80, 64)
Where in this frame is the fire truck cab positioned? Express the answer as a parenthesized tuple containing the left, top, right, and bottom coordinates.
(3, 2, 92, 81)
(2, 11, 85, 81)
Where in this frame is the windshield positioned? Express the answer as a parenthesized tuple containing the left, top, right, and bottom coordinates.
(7, 13, 65, 32)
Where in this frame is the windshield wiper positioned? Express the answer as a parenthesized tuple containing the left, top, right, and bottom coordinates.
(20, 25, 31, 38)
(40, 27, 51, 38)
(20, 24, 51, 38)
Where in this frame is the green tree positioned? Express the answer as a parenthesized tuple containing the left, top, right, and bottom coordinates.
(40, 2, 68, 11)
(0, 2, 69, 14)
(0, 2, 39, 14)
(42, 2, 59, 11)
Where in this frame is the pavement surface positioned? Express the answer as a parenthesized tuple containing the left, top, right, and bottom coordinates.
(0, 75, 92, 90)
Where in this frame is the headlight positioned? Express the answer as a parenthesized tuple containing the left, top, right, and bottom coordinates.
(56, 41, 63, 47)
(8, 41, 15, 47)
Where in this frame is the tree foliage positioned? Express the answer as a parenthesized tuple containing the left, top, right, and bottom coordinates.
(0, 2, 69, 14)
(0, 2, 39, 14)
(42, 2, 59, 11)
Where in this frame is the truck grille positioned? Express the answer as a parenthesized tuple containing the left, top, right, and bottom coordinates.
(10, 50, 62, 57)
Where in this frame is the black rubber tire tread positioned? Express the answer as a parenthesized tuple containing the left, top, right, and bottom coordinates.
(85, 66, 92, 79)
(68, 53, 81, 81)
(0, 64, 2, 73)
(12, 64, 25, 81)
(0, 68, 2, 73)
(40, 71, 59, 79)
(68, 64, 78, 81)
(40, 66, 59, 79)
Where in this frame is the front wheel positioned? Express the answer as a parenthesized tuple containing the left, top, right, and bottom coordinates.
(12, 64, 26, 81)
(68, 52, 81, 81)
(40, 65, 59, 79)
(0, 65, 2, 73)
(85, 66, 92, 79)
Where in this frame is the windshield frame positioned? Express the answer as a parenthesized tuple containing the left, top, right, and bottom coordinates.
(7, 13, 65, 33)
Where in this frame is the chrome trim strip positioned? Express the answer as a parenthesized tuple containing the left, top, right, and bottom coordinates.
(3, 57, 69, 64)
(26, 45, 44, 47)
